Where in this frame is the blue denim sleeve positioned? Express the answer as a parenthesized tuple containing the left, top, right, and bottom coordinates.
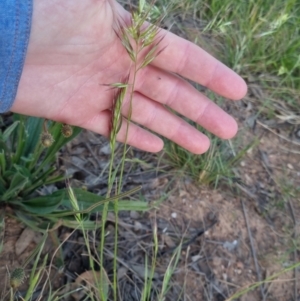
(0, 0, 33, 113)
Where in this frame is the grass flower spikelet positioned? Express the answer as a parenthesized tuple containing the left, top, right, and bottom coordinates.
(40, 131, 54, 147)
(61, 124, 73, 137)
(10, 267, 25, 289)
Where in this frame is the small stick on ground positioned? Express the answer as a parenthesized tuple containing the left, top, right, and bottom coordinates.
(157, 219, 218, 257)
(241, 199, 266, 301)
(257, 120, 300, 146)
(287, 197, 298, 301)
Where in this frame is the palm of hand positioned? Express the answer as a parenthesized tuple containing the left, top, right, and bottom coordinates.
(12, 0, 247, 154)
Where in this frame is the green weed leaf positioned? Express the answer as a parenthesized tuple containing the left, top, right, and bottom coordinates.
(0, 150, 6, 174)
(2, 172, 29, 201)
(16, 194, 63, 214)
(3, 121, 19, 142)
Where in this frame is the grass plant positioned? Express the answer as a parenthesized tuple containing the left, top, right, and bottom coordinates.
(165, 129, 258, 187)
(156, 0, 300, 114)
(98, 2, 166, 300)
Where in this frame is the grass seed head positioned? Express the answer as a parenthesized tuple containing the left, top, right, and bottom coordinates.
(40, 132, 54, 147)
(61, 124, 73, 137)
(10, 267, 25, 289)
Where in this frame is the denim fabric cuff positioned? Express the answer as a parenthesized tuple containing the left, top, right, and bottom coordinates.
(0, 0, 33, 113)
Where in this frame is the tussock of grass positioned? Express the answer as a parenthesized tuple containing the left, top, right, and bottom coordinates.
(158, 0, 300, 83)
(164, 119, 258, 187)
(157, 0, 300, 118)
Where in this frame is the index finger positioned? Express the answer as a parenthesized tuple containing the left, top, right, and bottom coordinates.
(152, 30, 247, 100)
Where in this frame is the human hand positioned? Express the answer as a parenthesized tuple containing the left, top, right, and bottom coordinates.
(11, 0, 247, 154)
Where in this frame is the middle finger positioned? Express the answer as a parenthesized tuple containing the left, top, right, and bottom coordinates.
(135, 65, 238, 139)
(121, 91, 210, 154)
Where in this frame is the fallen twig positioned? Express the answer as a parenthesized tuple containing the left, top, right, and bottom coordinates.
(157, 219, 218, 257)
(257, 120, 300, 146)
(287, 197, 298, 301)
(241, 199, 266, 300)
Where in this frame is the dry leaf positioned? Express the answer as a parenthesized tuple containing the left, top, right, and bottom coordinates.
(15, 228, 35, 256)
